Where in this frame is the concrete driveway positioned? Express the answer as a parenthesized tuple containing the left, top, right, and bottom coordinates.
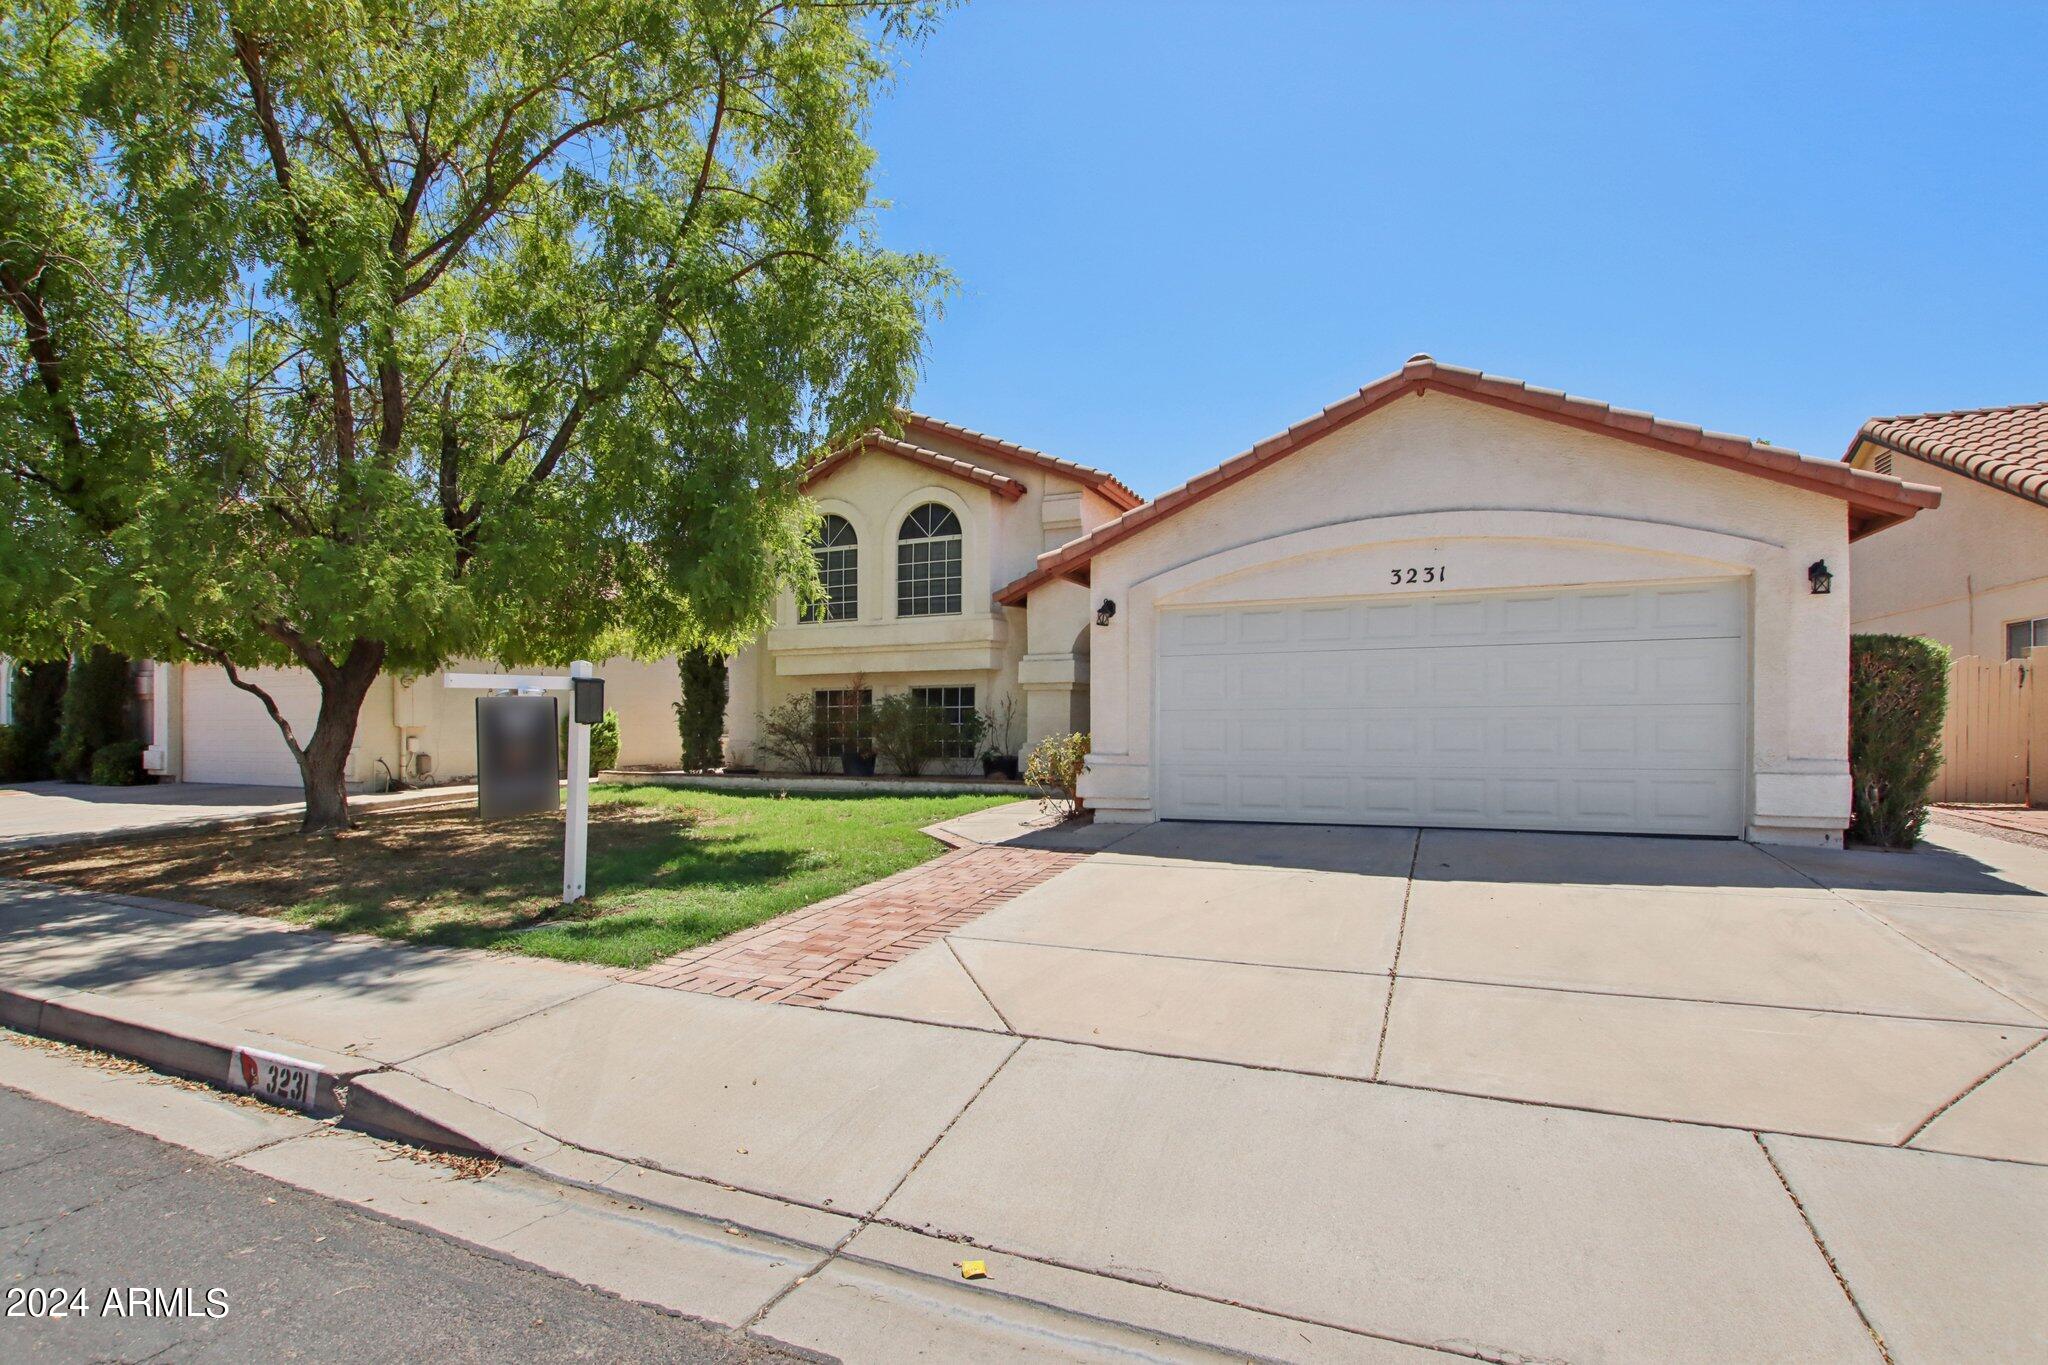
(826, 819, 2048, 1159)
(0, 781, 303, 850)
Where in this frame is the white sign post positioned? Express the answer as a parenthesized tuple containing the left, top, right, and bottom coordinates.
(445, 661, 595, 905)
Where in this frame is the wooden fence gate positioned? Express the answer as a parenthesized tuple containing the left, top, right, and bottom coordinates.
(1933, 656, 2045, 805)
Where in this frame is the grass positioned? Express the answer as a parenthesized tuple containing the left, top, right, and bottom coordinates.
(1, 783, 1021, 969)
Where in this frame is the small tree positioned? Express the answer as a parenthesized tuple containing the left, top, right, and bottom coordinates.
(1848, 635, 1950, 848)
(1025, 732, 1090, 818)
(0, 3, 944, 830)
(675, 650, 728, 770)
(55, 647, 131, 781)
(2, 660, 68, 780)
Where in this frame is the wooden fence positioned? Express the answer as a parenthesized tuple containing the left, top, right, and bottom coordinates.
(1932, 656, 2045, 806)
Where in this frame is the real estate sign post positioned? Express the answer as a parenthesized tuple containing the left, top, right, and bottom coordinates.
(447, 662, 597, 905)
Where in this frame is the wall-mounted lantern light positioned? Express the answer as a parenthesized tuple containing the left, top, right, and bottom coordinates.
(1095, 599, 1118, 627)
(1807, 560, 1833, 595)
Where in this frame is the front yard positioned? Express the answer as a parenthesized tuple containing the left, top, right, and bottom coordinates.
(0, 784, 1019, 969)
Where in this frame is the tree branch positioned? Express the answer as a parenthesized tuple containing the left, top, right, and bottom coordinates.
(177, 631, 307, 762)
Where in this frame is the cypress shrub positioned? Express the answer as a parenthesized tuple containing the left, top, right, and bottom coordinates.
(675, 649, 728, 770)
(1848, 634, 1950, 849)
(54, 647, 131, 781)
(2, 659, 68, 780)
(559, 710, 620, 776)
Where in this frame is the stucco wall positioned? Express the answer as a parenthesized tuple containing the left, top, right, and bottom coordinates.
(1848, 449, 2048, 658)
(725, 432, 1108, 769)
(1076, 391, 1855, 843)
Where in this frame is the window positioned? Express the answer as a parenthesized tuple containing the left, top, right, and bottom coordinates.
(911, 685, 977, 759)
(812, 688, 871, 758)
(2007, 617, 2048, 661)
(897, 503, 963, 616)
(803, 515, 857, 622)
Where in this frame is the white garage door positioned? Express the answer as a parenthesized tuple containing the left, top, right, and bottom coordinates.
(181, 665, 324, 787)
(1157, 580, 1748, 836)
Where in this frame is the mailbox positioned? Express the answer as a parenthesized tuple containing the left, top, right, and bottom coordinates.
(572, 676, 605, 726)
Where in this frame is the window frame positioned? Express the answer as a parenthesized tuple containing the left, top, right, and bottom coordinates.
(896, 502, 964, 618)
(909, 685, 978, 760)
(2006, 616, 2048, 661)
(802, 514, 859, 623)
(811, 687, 872, 759)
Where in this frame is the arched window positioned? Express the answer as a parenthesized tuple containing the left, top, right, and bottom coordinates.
(897, 503, 962, 617)
(803, 514, 858, 622)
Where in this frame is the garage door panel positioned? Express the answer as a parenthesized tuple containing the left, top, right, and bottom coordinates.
(1157, 581, 1748, 835)
(181, 665, 328, 786)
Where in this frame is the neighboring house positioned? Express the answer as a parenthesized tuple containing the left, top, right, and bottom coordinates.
(722, 413, 1142, 772)
(1844, 402, 2048, 660)
(996, 355, 1936, 845)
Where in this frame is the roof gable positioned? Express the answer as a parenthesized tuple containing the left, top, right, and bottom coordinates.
(996, 356, 1941, 605)
(1849, 402, 2048, 510)
(801, 431, 1024, 501)
(897, 412, 1143, 510)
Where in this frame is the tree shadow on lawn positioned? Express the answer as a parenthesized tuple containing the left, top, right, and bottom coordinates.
(0, 803, 816, 964)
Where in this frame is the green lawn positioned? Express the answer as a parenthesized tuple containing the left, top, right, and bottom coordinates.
(7, 784, 1021, 969)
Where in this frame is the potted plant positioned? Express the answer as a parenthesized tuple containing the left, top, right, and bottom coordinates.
(978, 697, 1021, 779)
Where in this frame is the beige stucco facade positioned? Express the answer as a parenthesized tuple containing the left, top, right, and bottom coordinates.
(1068, 392, 1861, 844)
(1847, 447, 2048, 658)
(152, 655, 686, 789)
(722, 423, 1124, 772)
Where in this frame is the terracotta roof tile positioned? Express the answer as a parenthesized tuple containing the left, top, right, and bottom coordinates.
(897, 411, 1143, 510)
(1851, 402, 2048, 509)
(802, 431, 1025, 501)
(995, 356, 1941, 606)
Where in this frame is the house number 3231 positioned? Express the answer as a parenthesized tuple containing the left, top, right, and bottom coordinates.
(1391, 566, 1447, 585)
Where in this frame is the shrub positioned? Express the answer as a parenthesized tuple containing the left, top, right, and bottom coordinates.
(55, 647, 131, 781)
(674, 649, 728, 770)
(559, 710, 621, 776)
(1025, 731, 1090, 817)
(4, 659, 67, 779)
(754, 695, 831, 773)
(870, 693, 952, 776)
(1849, 634, 1950, 849)
(89, 740, 148, 786)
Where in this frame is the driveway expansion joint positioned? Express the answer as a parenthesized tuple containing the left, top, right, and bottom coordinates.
(1754, 1132, 1896, 1365)
(1900, 1032, 2047, 1147)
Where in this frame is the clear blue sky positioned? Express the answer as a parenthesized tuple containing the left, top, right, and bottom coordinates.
(864, 2, 2047, 498)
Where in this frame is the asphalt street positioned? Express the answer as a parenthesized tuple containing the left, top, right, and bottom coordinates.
(0, 1086, 798, 1364)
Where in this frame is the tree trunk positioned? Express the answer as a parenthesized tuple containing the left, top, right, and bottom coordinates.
(295, 641, 387, 834)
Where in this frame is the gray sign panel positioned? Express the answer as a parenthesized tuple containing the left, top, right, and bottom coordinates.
(476, 695, 559, 820)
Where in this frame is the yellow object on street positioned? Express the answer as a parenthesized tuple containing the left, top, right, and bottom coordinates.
(958, 1260, 988, 1280)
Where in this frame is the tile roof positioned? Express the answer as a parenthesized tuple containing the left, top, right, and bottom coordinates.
(898, 412, 1144, 510)
(802, 431, 1025, 501)
(1850, 402, 2048, 509)
(996, 355, 1942, 605)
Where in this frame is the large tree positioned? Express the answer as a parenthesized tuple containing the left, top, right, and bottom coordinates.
(0, 0, 939, 829)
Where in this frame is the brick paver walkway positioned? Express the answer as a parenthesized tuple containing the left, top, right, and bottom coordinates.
(616, 844, 1084, 1006)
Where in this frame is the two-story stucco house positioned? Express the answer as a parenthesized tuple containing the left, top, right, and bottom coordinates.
(1845, 403, 2048, 661)
(721, 413, 1142, 772)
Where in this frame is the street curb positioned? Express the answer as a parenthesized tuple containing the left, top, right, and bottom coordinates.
(0, 980, 370, 1118)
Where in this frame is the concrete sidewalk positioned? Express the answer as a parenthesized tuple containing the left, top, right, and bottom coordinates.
(0, 779, 479, 851)
(2, 873, 2043, 1361)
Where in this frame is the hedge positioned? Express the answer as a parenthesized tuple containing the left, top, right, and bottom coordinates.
(55, 646, 131, 781)
(1848, 634, 1950, 849)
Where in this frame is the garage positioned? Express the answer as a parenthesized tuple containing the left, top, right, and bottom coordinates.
(179, 664, 325, 787)
(998, 356, 1941, 845)
(1155, 580, 1747, 835)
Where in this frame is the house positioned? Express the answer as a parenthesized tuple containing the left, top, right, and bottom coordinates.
(1844, 403, 2048, 660)
(55, 359, 1944, 850)
(994, 356, 1937, 844)
(721, 413, 1142, 772)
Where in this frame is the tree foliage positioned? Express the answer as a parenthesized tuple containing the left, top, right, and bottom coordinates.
(0, 0, 944, 827)
(1848, 634, 1949, 849)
